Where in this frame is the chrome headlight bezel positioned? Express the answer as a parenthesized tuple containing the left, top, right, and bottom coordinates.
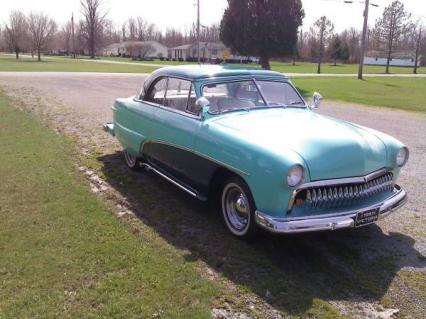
(396, 147, 409, 167)
(287, 164, 304, 187)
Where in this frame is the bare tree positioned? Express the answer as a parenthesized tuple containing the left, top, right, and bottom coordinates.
(410, 21, 424, 74)
(311, 16, 334, 74)
(127, 18, 137, 40)
(136, 17, 148, 41)
(80, 0, 107, 58)
(374, 0, 412, 73)
(28, 12, 57, 61)
(121, 22, 127, 41)
(328, 35, 349, 66)
(4, 11, 27, 59)
(340, 28, 361, 63)
(163, 27, 185, 47)
(103, 19, 121, 45)
(58, 21, 73, 55)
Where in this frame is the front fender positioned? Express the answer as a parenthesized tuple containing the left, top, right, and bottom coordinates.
(196, 120, 307, 218)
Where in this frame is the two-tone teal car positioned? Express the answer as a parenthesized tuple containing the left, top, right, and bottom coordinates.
(104, 65, 408, 240)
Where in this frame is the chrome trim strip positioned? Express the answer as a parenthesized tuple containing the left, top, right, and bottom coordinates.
(287, 167, 391, 211)
(141, 163, 206, 200)
(364, 168, 391, 182)
(141, 139, 250, 177)
(256, 185, 407, 234)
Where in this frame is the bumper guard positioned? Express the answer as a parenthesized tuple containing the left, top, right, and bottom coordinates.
(255, 185, 407, 234)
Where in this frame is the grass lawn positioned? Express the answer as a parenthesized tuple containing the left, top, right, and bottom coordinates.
(269, 61, 425, 74)
(293, 77, 426, 112)
(100, 56, 425, 74)
(0, 54, 157, 73)
(1, 53, 424, 75)
(0, 91, 220, 317)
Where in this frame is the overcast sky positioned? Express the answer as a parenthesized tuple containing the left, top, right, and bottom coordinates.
(1, 0, 425, 33)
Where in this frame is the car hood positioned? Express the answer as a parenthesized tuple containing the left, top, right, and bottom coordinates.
(209, 108, 387, 181)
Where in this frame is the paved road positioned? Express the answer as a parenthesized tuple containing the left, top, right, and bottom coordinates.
(0, 72, 425, 317)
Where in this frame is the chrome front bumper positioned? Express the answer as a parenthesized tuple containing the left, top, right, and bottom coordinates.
(255, 185, 407, 234)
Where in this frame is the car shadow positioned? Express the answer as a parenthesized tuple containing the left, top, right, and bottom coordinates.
(98, 151, 424, 316)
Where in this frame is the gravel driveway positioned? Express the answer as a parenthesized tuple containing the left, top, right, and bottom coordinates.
(1, 72, 425, 318)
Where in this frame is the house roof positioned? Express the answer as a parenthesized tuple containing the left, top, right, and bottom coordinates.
(169, 44, 193, 50)
(104, 41, 167, 50)
(169, 42, 227, 51)
(146, 65, 286, 82)
(365, 50, 419, 59)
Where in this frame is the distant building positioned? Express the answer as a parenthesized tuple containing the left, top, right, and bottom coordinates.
(168, 42, 256, 62)
(103, 41, 168, 59)
(364, 51, 421, 67)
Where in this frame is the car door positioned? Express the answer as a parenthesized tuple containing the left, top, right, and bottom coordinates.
(142, 77, 203, 190)
(115, 78, 166, 155)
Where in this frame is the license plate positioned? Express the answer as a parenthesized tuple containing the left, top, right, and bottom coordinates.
(355, 208, 379, 227)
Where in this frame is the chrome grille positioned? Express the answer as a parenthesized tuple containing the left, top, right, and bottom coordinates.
(302, 172, 394, 208)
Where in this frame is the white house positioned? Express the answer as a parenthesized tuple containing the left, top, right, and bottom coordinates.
(168, 42, 254, 62)
(103, 41, 168, 59)
(363, 51, 421, 67)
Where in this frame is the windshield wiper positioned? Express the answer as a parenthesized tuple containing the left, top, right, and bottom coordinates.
(284, 102, 306, 108)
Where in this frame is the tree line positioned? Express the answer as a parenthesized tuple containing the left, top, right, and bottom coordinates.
(1, 0, 424, 73)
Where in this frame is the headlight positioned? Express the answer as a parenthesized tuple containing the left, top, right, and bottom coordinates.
(287, 164, 304, 187)
(396, 147, 409, 167)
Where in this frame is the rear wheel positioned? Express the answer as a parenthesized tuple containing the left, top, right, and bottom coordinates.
(221, 176, 258, 240)
(123, 150, 141, 170)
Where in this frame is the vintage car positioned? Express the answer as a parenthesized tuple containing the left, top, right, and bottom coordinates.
(104, 65, 408, 240)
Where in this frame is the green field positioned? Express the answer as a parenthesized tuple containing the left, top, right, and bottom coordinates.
(0, 54, 157, 73)
(269, 61, 425, 74)
(0, 91, 219, 317)
(293, 77, 426, 112)
(101, 56, 425, 74)
(3, 54, 422, 75)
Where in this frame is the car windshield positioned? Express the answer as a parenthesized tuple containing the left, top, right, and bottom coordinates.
(202, 80, 305, 114)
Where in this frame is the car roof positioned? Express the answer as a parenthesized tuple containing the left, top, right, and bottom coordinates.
(149, 64, 287, 81)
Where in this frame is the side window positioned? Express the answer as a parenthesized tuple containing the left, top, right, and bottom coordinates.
(164, 78, 192, 112)
(144, 78, 167, 104)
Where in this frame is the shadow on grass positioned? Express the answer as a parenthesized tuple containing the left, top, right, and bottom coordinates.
(98, 151, 424, 316)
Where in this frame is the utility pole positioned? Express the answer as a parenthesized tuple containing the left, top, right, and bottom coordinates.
(358, 0, 369, 79)
(197, 0, 201, 64)
(71, 13, 76, 59)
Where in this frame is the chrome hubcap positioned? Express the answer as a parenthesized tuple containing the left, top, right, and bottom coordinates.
(223, 185, 250, 232)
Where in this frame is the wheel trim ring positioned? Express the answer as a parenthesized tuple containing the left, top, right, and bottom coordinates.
(124, 150, 137, 167)
(222, 183, 250, 235)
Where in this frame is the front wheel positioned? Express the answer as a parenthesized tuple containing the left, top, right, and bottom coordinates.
(123, 150, 141, 170)
(221, 176, 258, 241)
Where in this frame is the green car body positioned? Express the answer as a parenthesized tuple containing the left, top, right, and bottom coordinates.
(104, 65, 408, 235)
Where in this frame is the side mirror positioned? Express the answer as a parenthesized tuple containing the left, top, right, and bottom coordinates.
(311, 92, 323, 109)
(195, 97, 210, 115)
